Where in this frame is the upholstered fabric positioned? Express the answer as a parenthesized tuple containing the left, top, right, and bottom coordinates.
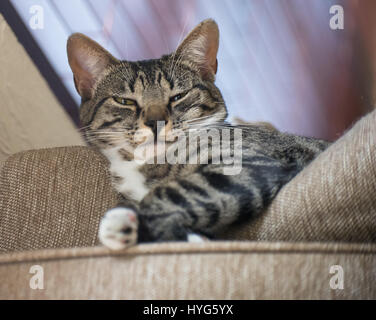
(0, 147, 120, 252)
(1, 242, 375, 299)
(1, 111, 376, 252)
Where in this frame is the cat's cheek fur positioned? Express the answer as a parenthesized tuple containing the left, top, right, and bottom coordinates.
(99, 207, 138, 250)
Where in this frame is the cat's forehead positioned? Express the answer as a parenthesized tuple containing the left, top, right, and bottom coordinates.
(117, 58, 195, 89)
(131, 59, 171, 88)
(96, 56, 198, 100)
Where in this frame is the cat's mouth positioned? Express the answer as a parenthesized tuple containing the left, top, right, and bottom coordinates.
(137, 134, 178, 148)
(134, 124, 178, 145)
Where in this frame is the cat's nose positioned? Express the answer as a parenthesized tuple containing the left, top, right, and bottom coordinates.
(144, 119, 158, 132)
(144, 118, 168, 139)
(143, 108, 169, 134)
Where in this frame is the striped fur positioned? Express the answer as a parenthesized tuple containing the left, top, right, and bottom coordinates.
(67, 19, 330, 246)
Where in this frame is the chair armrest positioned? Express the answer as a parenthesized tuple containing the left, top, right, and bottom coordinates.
(0, 146, 120, 252)
(1, 242, 375, 299)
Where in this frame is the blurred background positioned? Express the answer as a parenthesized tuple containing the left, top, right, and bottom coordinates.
(4, 0, 376, 140)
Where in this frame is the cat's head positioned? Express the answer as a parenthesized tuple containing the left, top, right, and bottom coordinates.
(67, 19, 227, 151)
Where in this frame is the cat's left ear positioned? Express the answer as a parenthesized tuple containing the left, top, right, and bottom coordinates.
(175, 19, 219, 81)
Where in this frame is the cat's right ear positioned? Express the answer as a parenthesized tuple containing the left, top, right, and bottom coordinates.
(67, 33, 118, 100)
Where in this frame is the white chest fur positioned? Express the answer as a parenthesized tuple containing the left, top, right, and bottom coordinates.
(102, 148, 150, 202)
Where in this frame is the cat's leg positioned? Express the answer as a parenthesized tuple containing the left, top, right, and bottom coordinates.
(99, 206, 206, 250)
(99, 158, 297, 248)
(136, 160, 298, 242)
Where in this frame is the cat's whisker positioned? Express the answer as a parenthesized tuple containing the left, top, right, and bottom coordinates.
(86, 129, 133, 134)
(77, 125, 92, 132)
(185, 113, 215, 121)
(168, 17, 189, 79)
(84, 136, 134, 144)
(84, 135, 123, 140)
(84, 130, 132, 137)
(88, 131, 128, 134)
(170, 54, 184, 82)
(184, 112, 227, 124)
(120, 62, 134, 84)
(85, 133, 128, 138)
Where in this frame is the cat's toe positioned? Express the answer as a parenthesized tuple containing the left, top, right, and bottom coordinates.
(99, 207, 138, 250)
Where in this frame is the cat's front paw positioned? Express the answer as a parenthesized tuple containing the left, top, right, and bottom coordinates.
(99, 207, 138, 250)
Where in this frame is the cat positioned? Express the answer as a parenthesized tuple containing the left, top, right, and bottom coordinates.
(67, 19, 330, 250)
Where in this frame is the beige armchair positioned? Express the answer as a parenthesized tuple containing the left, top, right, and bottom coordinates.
(0, 13, 375, 300)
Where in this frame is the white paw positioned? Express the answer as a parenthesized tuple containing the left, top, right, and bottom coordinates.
(99, 207, 138, 250)
(187, 233, 208, 243)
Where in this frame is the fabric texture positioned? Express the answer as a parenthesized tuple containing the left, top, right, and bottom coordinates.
(1, 242, 375, 299)
(0, 147, 120, 252)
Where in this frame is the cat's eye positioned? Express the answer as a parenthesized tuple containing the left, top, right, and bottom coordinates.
(113, 97, 136, 106)
(170, 92, 186, 103)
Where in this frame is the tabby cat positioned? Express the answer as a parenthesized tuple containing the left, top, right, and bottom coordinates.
(67, 19, 330, 250)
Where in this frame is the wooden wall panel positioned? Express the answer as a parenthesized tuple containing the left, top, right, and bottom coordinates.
(0, 14, 85, 169)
